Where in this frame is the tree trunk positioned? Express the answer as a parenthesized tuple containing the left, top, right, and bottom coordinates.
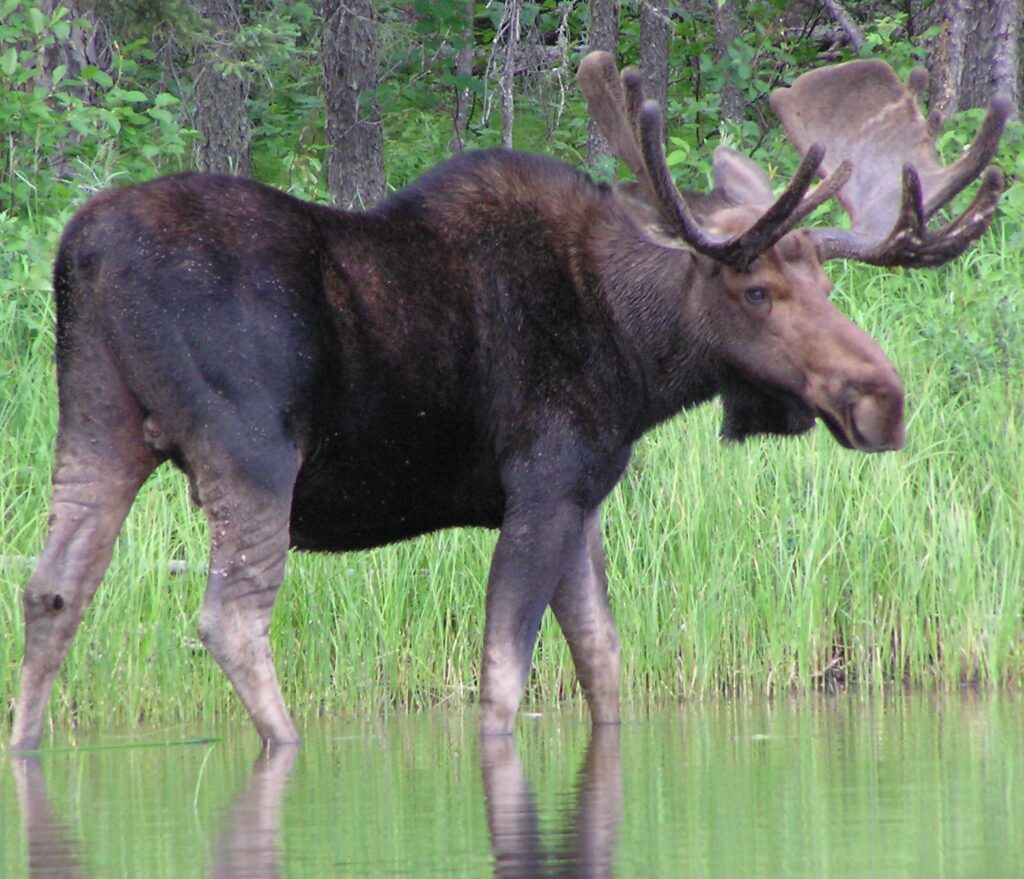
(586, 0, 620, 172)
(713, 0, 744, 124)
(960, 0, 1021, 112)
(988, 0, 1020, 112)
(927, 0, 968, 118)
(640, 0, 670, 115)
(499, 0, 522, 149)
(322, 0, 385, 209)
(33, 0, 110, 99)
(189, 0, 253, 177)
(449, 0, 475, 153)
(22, 1, 112, 181)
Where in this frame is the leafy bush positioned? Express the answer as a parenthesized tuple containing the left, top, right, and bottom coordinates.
(0, 2, 194, 218)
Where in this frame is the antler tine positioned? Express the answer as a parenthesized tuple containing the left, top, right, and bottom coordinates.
(922, 94, 1012, 219)
(581, 50, 851, 271)
(576, 52, 648, 184)
(771, 59, 1010, 268)
(815, 165, 1004, 266)
(638, 99, 847, 270)
(621, 66, 645, 147)
(786, 158, 853, 225)
(907, 66, 928, 102)
(915, 165, 1005, 264)
(637, 100, 737, 258)
(722, 143, 828, 263)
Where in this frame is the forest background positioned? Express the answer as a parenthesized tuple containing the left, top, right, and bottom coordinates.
(1, 0, 1023, 733)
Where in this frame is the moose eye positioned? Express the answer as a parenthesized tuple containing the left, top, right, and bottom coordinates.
(744, 286, 769, 307)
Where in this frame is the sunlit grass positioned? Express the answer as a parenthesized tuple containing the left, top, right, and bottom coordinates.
(1, 218, 1022, 736)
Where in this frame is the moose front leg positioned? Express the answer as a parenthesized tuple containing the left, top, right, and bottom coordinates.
(550, 509, 621, 725)
(479, 500, 584, 735)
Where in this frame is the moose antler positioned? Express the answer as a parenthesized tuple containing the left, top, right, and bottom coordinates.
(577, 51, 852, 271)
(769, 59, 1010, 266)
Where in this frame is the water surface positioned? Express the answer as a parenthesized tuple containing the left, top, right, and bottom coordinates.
(3, 694, 1021, 877)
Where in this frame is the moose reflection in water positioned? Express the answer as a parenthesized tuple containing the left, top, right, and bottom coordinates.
(482, 726, 623, 878)
(9, 728, 624, 878)
(9, 748, 297, 879)
(10, 757, 86, 879)
(209, 747, 297, 879)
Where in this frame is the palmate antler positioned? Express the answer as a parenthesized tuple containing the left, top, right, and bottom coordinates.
(578, 52, 1009, 271)
(577, 51, 852, 272)
(769, 60, 1011, 266)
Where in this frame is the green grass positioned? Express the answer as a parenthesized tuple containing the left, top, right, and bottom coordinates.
(1, 203, 1022, 739)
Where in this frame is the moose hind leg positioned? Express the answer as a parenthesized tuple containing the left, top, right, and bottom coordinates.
(11, 435, 156, 752)
(550, 509, 621, 725)
(193, 450, 300, 747)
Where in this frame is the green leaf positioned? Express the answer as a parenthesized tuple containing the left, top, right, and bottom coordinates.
(53, 20, 70, 41)
(1, 46, 16, 77)
(153, 92, 179, 108)
(147, 107, 174, 125)
(112, 88, 147, 103)
(51, 63, 66, 85)
(81, 65, 113, 88)
(28, 6, 45, 33)
(439, 72, 482, 94)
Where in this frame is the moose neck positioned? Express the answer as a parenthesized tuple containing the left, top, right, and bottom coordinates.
(592, 210, 722, 434)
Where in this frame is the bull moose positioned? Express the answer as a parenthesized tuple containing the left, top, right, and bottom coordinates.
(10, 53, 1008, 750)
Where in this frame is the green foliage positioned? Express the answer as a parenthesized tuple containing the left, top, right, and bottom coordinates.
(240, 1, 325, 194)
(610, 0, 838, 187)
(0, 3, 195, 216)
(859, 12, 936, 68)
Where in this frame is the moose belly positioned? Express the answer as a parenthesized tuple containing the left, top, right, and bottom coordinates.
(288, 439, 505, 552)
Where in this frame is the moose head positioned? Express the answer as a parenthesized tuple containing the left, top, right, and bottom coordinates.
(578, 52, 1009, 452)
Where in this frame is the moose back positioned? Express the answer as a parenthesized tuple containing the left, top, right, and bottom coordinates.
(10, 54, 1007, 750)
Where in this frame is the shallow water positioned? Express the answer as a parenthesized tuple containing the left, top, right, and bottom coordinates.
(2, 694, 1022, 878)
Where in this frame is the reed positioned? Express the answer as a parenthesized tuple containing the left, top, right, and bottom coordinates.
(1, 219, 1021, 736)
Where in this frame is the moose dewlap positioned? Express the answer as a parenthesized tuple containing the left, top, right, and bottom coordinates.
(11, 53, 1007, 750)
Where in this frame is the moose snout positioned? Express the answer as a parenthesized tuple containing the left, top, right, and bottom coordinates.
(847, 376, 905, 452)
(800, 310, 906, 454)
(805, 345, 905, 453)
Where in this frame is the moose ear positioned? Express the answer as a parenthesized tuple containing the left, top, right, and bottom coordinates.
(712, 146, 775, 210)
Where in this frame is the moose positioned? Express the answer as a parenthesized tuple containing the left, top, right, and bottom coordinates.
(10, 53, 1008, 750)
